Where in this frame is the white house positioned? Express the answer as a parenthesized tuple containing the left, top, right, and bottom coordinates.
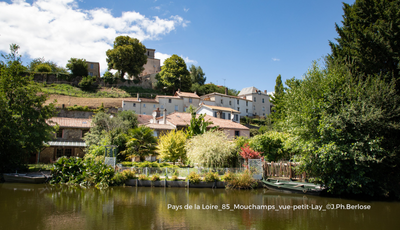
(238, 87, 271, 117)
(200, 92, 252, 117)
(196, 104, 241, 122)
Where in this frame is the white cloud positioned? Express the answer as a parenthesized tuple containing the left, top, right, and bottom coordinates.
(155, 52, 197, 66)
(183, 7, 189, 12)
(272, 58, 280, 61)
(0, 0, 189, 74)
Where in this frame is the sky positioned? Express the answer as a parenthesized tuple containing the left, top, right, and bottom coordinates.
(0, 0, 356, 93)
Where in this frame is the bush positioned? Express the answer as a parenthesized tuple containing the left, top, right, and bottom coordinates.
(150, 174, 160, 181)
(35, 63, 52, 73)
(225, 171, 258, 189)
(121, 169, 137, 179)
(50, 157, 115, 188)
(187, 171, 201, 184)
(111, 172, 128, 186)
(203, 171, 219, 182)
(138, 174, 148, 181)
(221, 171, 235, 182)
(79, 75, 97, 90)
(169, 175, 178, 181)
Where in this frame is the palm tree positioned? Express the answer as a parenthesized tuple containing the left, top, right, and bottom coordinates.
(122, 126, 158, 161)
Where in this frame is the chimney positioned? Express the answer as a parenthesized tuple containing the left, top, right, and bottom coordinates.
(137, 93, 139, 100)
(194, 91, 197, 95)
(163, 109, 167, 124)
(178, 88, 181, 93)
(264, 90, 267, 94)
(225, 87, 228, 95)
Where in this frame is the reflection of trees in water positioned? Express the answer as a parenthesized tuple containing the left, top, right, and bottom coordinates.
(1, 184, 400, 230)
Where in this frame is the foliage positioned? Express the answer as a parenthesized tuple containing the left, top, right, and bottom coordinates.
(78, 75, 97, 90)
(0, 44, 56, 173)
(203, 171, 219, 182)
(329, 0, 400, 90)
(102, 71, 117, 85)
(66, 58, 88, 78)
(225, 170, 258, 190)
(157, 130, 187, 164)
(191, 82, 238, 96)
(189, 64, 206, 85)
(249, 131, 290, 161)
(138, 174, 148, 181)
(121, 126, 158, 161)
(28, 57, 68, 74)
(35, 63, 52, 73)
(120, 161, 179, 168)
(169, 175, 179, 181)
(50, 157, 115, 188)
(121, 169, 137, 179)
(106, 36, 147, 80)
(66, 105, 95, 112)
(156, 54, 191, 93)
(187, 171, 201, 184)
(186, 131, 235, 168)
(276, 62, 400, 198)
(221, 171, 235, 182)
(240, 143, 263, 167)
(187, 110, 214, 137)
(249, 129, 259, 137)
(150, 174, 160, 181)
(111, 172, 128, 186)
(270, 74, 285, 123)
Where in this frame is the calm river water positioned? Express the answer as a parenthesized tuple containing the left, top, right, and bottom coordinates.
(1, 183, 399, 230)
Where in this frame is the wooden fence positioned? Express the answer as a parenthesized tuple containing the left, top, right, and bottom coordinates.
(263, 161, 308, 181)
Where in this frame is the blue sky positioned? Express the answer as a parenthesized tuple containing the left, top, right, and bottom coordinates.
(0, 0, 355, 93)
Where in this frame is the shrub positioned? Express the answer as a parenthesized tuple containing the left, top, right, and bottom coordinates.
(35, 63, 52, 73)
(169, 175, 178, 181)
(203, 171, 219, 182)
(121, 169, 137, 179)
(150, 174, 160, 181)
(221, 171, 235, 182)
(79, 75, 96, 90)
(187, 171, 201, 184)
(138, 174, 148, 181)
(225, 171, 258, 189)
(111, 172, 128, 186)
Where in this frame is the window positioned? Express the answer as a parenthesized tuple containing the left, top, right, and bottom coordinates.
(168, 99, 172, 103)
(221, 99, 223, 104)
(229, 101, 232, 105)
(214, 112, 217, 117)
(65, 149, 72, 157)
(254, 97, 256, 102)
(89, 72, 93, 76)
(237, 99, 239, 105)
(133, 103, 136, 107)
(235, 131, 240, 137)
(153, 104, 156, 108)
(246, 109, 248, 113)
(189, 98, 192, 103)
(143, 112, 146, 115)
(175, 105, 178, 111)
(56, 148, 63, 158)
(235, 114, 239, 121)
(228, 113, 231, 120)
(262, 107, 265, 111)
(56, 129, 63, 138)
(222, 112, 226, 119)
(237, 107, 240, 111)
(262, 98, 265, 103)
(90, 64, 94, 69)
(153, 131, 158, 137)
(81, 129, 89, 138)
(246, 101, 248, 106)
(143, 104, 146, 108)
(161, 105, 164, 109)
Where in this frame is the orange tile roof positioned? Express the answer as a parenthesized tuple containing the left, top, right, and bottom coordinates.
(175, 91, 200, 99)
(202, 105, 240, 113)
(157, 112, 248, 130)
(137, 114, 153, 125)
(47, 117, 92, 128)
(145, 123, 176, 130)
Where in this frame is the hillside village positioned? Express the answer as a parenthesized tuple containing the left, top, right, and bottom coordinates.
(38, 48, 273, 164)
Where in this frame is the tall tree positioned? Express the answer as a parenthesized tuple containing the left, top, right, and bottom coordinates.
(66, 58, 88, 77)
(28, 57, 68, 74)
(329, 0, 400, 88)
(189, 64, 206, 85)
(156, 54, 191, 93)
(106, 36, 147, 80)
(157, 130, 187, 165)
(270, 74, 285, 124)
(0, 44, 57, 172)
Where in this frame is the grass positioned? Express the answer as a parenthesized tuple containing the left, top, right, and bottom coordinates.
(36, 82, 168, 98)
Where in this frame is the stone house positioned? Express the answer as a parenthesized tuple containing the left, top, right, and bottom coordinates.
(38, 117, 92, 163)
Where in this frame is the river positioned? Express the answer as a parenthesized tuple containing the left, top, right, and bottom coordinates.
(0, 183, 399, 230)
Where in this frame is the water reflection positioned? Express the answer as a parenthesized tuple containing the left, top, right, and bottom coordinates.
(1, 183, 400, 230)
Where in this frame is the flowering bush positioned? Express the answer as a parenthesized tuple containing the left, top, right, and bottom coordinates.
(240, 143, 263, 168)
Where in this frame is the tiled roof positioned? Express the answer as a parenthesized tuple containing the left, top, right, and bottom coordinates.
(47, 117, 92, 128)
(145, 123, 176, 130)
(156, 95, 182, 99)
(202, 105, 240, 113)
(157, 112, 249, 130)
(238, 87, 259, 96)
(200, 92, 251, 101)
(123, 98, 158, 103)
(137, 114, 153, 125)
(175, 91, 200, 99)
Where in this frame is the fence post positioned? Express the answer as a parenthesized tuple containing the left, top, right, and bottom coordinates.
(289, 162, 292, 180)
(146, 167, 148, 177)
(271, 161, 274, 177)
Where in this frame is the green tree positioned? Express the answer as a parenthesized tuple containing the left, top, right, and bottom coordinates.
(329, 0, 400, 89)
(102, 71, 117, 85)
(157, 130, 187, 165)
(187, 109, 214, 137)
(186, 131, 235, 168)
(277, 62, 400, 197)
(156, 54, 191, 93)
(66, 58, 88, 77)
(28, 57, 68, 74)
(270, 74, 285, 123)
(106, 36, 147, 80)
(121, 126, 158, 161)
(34, 63, 52, 73)
(78, 75, 97, 90)
(0, 44, 56, 172)
(249, 131, 290, 161)
(189, 64, 206, 85)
